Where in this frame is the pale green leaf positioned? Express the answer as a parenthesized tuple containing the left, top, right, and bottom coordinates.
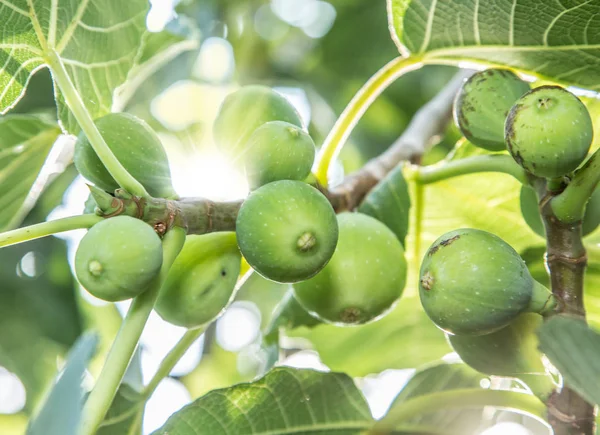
(388, 0, 600, 89)
(0, 115, 60, 230)
(0, 0, 149, 132)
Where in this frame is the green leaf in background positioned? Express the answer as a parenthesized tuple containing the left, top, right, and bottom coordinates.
(388, 0, 600, 89)
(96, 384, 144, 435)
(358, 164, 411, 246)
(538, 315, 600, 406)
(0, 0, 148, 132)
(0, 115, 61, 230)
(27, 333, 98, 435)
(155, 367, 374, 435)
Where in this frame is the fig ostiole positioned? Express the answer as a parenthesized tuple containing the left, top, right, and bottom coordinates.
(505, 86, 593, 179)
(213, 86, 303, 156)
(74, 113, 177, 198)
(240, 121, 316, 190)
(155, 232, 241, 328)
(454, 69, 530, 151)
(235, 180, 338, 283)
(75, 216, 163, 302)
(293, 212, 407, 325)
(419, 228, 557, 336)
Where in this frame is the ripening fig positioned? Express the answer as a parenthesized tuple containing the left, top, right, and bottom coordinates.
(213, 86, 303, 155)
(74, 113, 177, 198)
(448, 313, 554, 399)
(155, 233, 242, 328)
(454, 69, 530, 151)
(506, 86, 593, 178)
(236, 180, 338, 283)
(419, 228, 556, 336)
(243, 121, 315, 190)
(294, 212, 407, 325)
(75, 216, 163, 301)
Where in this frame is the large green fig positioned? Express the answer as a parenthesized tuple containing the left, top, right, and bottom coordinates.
(294, 212, 407, 325)
(236, 180, 338, 283)
(521, 185, 600, 237)
(454, 69, 530, 151)
(419, 228, 556, 336)
(213, 86, 303, 154)
(155, 232, 241, 328)
(74, 113, 177, 198)
(505, 86, 593, 178)
(243, 121, 315, 190)
(75, 216, 163, 301)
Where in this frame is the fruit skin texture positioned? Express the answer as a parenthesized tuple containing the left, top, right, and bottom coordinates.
(419, 228, 555, 336)
(243, 121, 315, 190)
(505, 86, 593, 178)
(236, 180, 338, 283)
(454, 69, 530, 151)
(74, 113, 177, 198)
(75, 216, 163, 302)
(155, 232, 241, 328)
(213, 86, 303, 155)
(294, 212, 407, 325)
(520, 185, 600, 237)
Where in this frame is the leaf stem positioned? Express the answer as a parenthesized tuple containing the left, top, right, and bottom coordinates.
(79, 227, 186, 435)
(0, 214, 102, 248)
(314, 55, 423, 186)
(413, 154, 528, 185)
(45, 49, 149, 197)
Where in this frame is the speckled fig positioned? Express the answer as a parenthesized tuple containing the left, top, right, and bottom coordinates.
(74, 113, 177, 198)
(294, 212, 407, 325)
(419, 228, 556, 336)
(505, 86, 593, 178)
(236, 180, 338, 283)
(448, 313, 554, 399)
(242, 121, 315, 190)
(454, 69, 530, 151)
(213, 86, 303, 155)
(155, 232, 241, 328)
(75, 216, 163, 301)
(520, 185, 600, 237)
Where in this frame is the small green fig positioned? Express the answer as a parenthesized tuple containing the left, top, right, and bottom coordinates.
(506, 86, 593, 178)
(75, 216, 163, 301)
(155, 232, 241, 328)
(520, 185, 600, 237)
(448, 313, 554, 399)
(294, 212, 407, 325)
(419, 228, 556, 336)
(236, 180, 338, 283)
(213, 86, 303, 155)
(454, 69, 530, 151)
(74, 113, 177, 198)
(243, 121, 315, 190)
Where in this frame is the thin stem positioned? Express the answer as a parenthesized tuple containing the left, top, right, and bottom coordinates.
(552, 150, 600, 224)
(413, 154, 528, 185)
(80, 227, 186, 435)
(45, 49, 149, 198)
(0, 214, 102, 248)
(314, 55, 423, 186)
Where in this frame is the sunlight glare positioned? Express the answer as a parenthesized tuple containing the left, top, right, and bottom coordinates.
(480, 422, 532, 435)
(143, 378, 190, 434)
(0, 367, 26, 414)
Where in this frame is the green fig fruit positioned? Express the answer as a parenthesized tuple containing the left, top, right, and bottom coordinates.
(294, 212, 407, 325)
(74, 113, 177, 198)
(236, 180, 338, 283)
(454, 69, 530, 151)
(506, 86, 593, 178)
(449, 313, 554, 399)
(419, 228, 556, 336)
(155, 232, 241, 328)
(243, 121, 315, 190)
(520, 185, 600, 237)
(75, 216, 163, 301)
(213, 86, 303, 155)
